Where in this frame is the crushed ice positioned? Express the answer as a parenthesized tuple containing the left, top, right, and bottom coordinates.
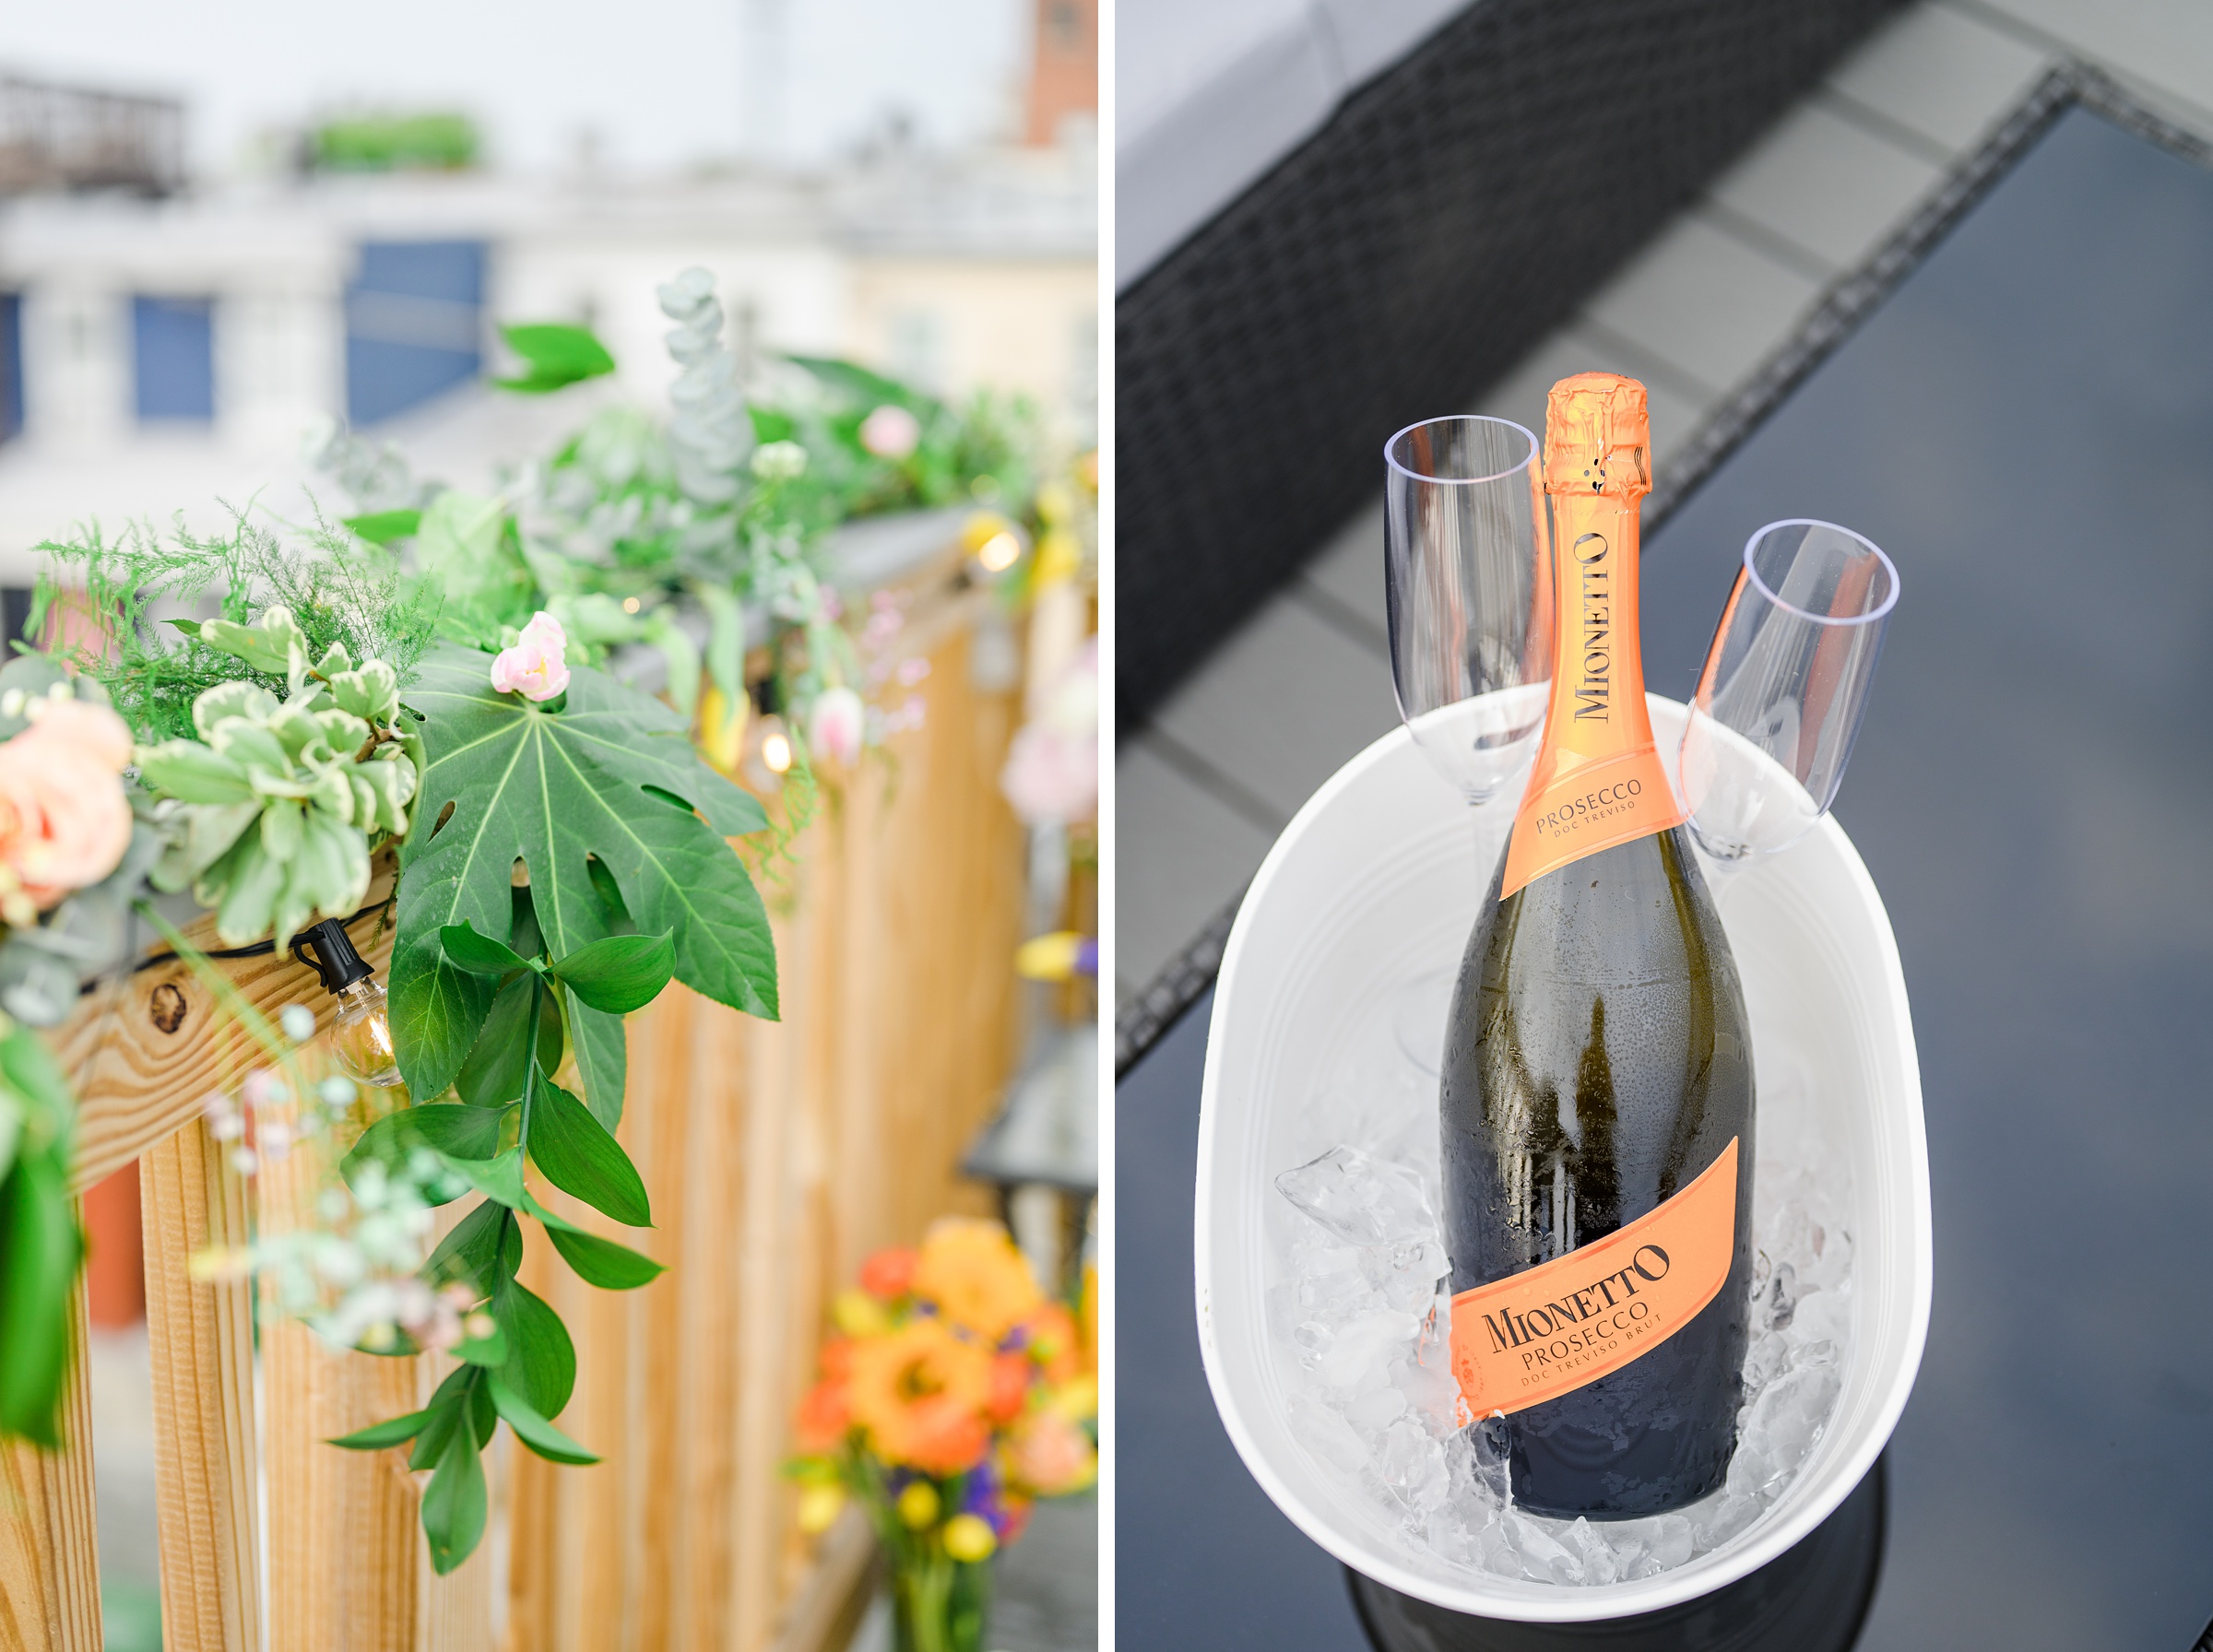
(1268, 1037, 1852, 1587)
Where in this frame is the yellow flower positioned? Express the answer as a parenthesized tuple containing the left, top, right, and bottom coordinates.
(943, 1513, 997, 1564)
(1046, 1373, 1098, 1424)
(896, 1481, 941, 1528)
(913, 1219, 1042, 1345)
(797, 1484, 846, 1534)
(833, 1288, 892, 1339)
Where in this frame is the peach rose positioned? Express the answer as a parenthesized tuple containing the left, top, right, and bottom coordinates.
(0, 699, 135, 912)
(1004, 1410, 1095, 1496)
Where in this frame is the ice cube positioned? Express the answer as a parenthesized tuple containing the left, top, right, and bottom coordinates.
(1276, 1146, 1434, 1247)
(1287, 1393, 1368, 1475)
(1346, 1386, 1408, 1432)
(1316, 1308, 1421, 1391)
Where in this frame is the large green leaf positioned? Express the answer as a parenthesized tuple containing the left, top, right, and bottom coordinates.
(544, 1224, 665, 1291)
(549, 931, 673, 1016)
(390, 643, 775, 1100)
(494, 324, 616, 395)
(491, 1268, 575, 1419)
(527, 1081, 649, 1228)
(341, 1103, 508, 1196)
(453, 975, 562, 1109)
(420, 1423, 489, 1575)
(488, 1373, 601, 1464)
(424, 1200, 511, 1296)
(0, 1152, 81, 1446)
(328, 1406, 437, 1450)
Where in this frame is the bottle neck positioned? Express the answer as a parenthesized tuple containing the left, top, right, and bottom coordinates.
(1499, 454, 1683, 898)
(1538, 490, 1660, 764)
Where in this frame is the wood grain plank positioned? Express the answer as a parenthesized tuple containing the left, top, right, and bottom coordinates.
(258, 1090, 422, 1652)
(57, 887, 396, 1196)
(141, 1120, 262, 1652)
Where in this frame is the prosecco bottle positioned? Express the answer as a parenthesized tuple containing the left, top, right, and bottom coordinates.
(1440, 372, 1756, 1518)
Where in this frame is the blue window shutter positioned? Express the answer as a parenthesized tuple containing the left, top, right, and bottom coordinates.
(346, 241, 486, 425)
(0, 295, 21, 442)
(132, 295, 216, 422)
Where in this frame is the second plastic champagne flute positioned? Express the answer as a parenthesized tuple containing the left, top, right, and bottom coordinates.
(1679, 519, 1899, 867)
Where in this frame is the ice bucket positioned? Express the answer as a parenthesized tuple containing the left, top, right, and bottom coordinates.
(1194, 695, 1932, 1622)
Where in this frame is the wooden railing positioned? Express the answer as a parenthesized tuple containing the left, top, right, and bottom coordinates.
(0, 556, 1028, 1652)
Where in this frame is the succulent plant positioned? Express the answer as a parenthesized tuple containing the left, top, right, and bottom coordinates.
(136, 608, 419, 950)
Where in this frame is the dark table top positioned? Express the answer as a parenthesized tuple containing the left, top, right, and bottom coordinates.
(1118, 102, 2213, 1651)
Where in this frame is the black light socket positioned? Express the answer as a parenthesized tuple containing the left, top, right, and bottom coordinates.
(292, 919, 374, 995)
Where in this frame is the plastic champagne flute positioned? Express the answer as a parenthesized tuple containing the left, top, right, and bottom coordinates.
(1382, 416, 1550, 1071)
(1678, 518, 1899, 867)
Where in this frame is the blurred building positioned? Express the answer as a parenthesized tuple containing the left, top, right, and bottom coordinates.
(1024, 0, 1098, 148)
(0, 77, 1095, 576)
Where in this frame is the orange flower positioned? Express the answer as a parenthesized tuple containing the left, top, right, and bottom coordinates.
(859, 1246, 919, 1300)
(820, 1337, 856, 1383)
(846, 1318, 992, 1476)
(1022, 1303, 1083, 1384)
(986, 1352, 1030, 1423)
(794, 1380, 850, 1453)
(913, 1218, 1041, 1345)
(1005, 1410, 1096, 1496)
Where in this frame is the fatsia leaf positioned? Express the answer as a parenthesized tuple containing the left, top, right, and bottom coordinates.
(527, 1081, 649, 1227)
(492, 1270, 575, 1419)
(420, 1425, 489, 1575)
(488, 1372, 602, 1464)
(544, 1223, 665, 1291)
(549, 931, 673, 1016)
(564, 990, 627, 1131)
(390, 643, 775, 1097)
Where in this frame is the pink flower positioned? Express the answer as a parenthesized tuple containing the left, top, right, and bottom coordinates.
(0, 698, 134, 909)
(1000, 724, 1097, 825)
(858, 405, 921, 459)
(491, 612, 571, 702)
(810, 686, 866, 767)
(1000, 643, 1098, 825)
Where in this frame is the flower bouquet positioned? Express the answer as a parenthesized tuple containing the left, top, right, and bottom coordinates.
(790, 1218, 1097, 1652)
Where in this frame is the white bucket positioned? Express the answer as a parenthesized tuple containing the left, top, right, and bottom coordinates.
(1194, 695, 1932, 1622)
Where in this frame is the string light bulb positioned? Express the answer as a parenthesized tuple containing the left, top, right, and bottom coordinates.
(741, 711, 794, 791)
(976, 531, 1023, 572)
(291, 920, 402, 1088)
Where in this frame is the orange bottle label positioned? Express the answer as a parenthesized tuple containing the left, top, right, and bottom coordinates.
(1449, 1138, 1739, 1418)
(1498, 373, 1686, 898)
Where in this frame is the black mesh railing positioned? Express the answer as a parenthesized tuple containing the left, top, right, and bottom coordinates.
(1117, 0, 1907, 726)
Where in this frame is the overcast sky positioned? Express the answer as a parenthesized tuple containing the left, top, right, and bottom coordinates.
(1, 0, 1028, 173)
